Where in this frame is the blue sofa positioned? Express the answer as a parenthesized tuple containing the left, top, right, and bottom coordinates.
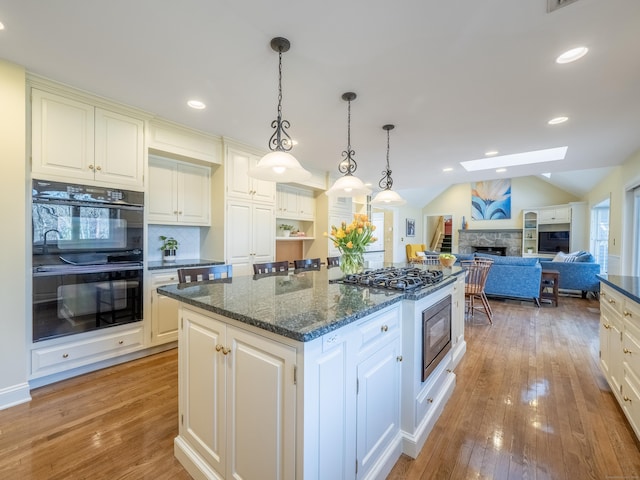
(456, 253, 542, 305)
(538, 258, 601, 297)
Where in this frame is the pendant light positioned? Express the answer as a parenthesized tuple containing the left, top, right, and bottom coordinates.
(370, 124, 406, 207)
(249, 37, 311, 183)
(325, 92, 372, 197)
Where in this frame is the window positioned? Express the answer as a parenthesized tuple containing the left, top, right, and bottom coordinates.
(590, 200, 609, 274)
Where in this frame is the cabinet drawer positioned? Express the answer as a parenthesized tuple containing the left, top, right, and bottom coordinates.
(152, 271, 179, 286)
(623, 298, 640, 329)
(601, 285, 624, 316)
(624, 318, 640, 377)
(623, 363, 640, 439)
(31, 327, 144, 376)
(355, 306, 400, 353)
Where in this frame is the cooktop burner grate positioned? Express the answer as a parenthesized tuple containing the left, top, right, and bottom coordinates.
(341, 267, 443, 291)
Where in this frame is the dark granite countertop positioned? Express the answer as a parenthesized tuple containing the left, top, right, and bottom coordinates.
(597, 274, 640, 304)
(158, 266, 463, 342)
(148, 258, 224, 271)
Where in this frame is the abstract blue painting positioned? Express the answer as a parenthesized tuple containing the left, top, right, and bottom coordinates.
(471, 179, 511, 220)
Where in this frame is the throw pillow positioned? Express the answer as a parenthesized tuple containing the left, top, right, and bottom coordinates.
(552, 252, 567, 262)
(415, 251, 426, 257)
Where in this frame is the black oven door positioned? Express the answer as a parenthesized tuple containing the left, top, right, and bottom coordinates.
(33, 264, 143, 342)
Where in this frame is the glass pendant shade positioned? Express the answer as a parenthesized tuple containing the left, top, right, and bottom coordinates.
(326, 174, 372, 197)
(250, 151, 312, 182)
(370, 188, 406, 206)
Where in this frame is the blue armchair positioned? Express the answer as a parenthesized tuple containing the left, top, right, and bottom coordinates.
(538, 259, 601, 297)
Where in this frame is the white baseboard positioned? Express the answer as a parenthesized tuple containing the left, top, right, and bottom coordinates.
(0, 382, 31, 410)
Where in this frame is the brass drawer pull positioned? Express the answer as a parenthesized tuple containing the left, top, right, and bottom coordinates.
(381, 325, 389, 332)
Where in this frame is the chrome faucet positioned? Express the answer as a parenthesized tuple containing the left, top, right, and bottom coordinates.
(42, 229, 61, 254)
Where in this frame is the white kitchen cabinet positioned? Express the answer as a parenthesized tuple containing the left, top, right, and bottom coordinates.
(226, 201, 275, 276)
(149, 270, 180, 345)
(538, 206, 571, 224)
(450, 274, 466, 369)
(276, 185, 316, 220)
(31, 88, 144, 189)
(148, 155, 211, 226)
(226, 146, 276, 203)
(177, 307, 296, 480)
(599, 282, 640, 440)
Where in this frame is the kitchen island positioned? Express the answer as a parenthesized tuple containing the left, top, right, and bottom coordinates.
(159, 265, 466, 480)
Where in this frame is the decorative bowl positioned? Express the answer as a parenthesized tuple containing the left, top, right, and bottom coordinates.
(439, 255, 456, 267)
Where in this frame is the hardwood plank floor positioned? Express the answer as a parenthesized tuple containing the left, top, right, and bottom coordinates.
(1, 295, 639, 479)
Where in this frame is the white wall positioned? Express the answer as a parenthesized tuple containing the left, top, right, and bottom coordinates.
(584, 148, 640, 274)
(0, 60, 30, 408)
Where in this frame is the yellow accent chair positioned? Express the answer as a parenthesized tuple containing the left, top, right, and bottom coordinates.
(406, 243, 427, 263)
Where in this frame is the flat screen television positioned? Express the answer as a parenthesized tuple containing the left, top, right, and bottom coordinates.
(538, 231, 570, 253)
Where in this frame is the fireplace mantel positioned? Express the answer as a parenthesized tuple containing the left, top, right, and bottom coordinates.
(458, 229, 522, 256)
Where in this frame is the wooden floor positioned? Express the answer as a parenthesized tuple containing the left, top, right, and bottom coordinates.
(1, 295, 639, 479)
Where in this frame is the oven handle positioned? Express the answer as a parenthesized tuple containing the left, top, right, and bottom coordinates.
(32, 199, 143, 210)
(33, 264, 143, 277)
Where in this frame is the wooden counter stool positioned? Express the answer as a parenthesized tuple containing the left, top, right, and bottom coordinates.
(540, 269, 560, 307)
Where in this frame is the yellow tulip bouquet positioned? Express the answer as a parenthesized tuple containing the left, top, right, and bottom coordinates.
(325, 214, 377, 274)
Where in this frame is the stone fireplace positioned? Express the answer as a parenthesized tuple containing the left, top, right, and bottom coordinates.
(458, 229, 522, 256)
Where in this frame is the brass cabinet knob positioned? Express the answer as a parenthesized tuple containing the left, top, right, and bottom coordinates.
(118, 340, 124, 345)
(62, 353, 69, 358)
(609, 298, 616, 304)
(88, 164, 94, 170)
(427, 398, 434, 404)
(396, 355, 403, 362)
(215, 344, 223, 352)
(624, 395, 631, 402)
(603, 323, 611, 329)
(95, 165, 102, 171)
(624, 348, 632, 354)
(222, 347, 230, 355)
(381, 325, 388, 332)
(624, 311, 632, 317)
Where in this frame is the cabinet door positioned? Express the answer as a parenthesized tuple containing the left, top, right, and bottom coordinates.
(178, 162, 211, 225)
(150, 271, 180, 345)
(356, 338, 401, 479)
(252, 203, 276, 265)
(226, 201, 253, 274)
(148, 157, 179, 223)
(277, 186, 298, 217)
(180, 310, 227, 476)
(31, 89, 95, 181)
(226, 325, 296, 480)
(227, 147, 276, 203)
(297, 188, 316, 220)
(227, 148, 254, 200)
(94, 108, 144, 188)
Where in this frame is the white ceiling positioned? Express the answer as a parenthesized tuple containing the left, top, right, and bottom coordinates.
(1, 0, 639, 206)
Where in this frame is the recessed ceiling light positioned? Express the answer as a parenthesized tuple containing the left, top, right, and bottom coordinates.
(460, 146, 568, 171)
(443, 167, 453, 172)
(548, 116, 568, 125)
(0, 22, 4, 30)
(556, 47, 588, 64)
(496, 168, 507, 173)
(485, 150, 499, 156)
(187, 100, 206, 110)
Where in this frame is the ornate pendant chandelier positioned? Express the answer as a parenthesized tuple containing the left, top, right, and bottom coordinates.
(370, 124, 406, 207)
(249, 37, 311, 183)
(325, 92, 372, 197)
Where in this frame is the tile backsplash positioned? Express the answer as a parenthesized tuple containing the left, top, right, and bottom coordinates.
(148, 225, 201, 261)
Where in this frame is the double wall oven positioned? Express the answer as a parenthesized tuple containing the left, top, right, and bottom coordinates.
(32, 180, 144, 342)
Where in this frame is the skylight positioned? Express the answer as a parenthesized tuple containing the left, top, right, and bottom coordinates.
(460, 146, 568, 172)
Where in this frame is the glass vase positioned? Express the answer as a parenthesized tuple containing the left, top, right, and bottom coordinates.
(340, 251, 365, 275)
